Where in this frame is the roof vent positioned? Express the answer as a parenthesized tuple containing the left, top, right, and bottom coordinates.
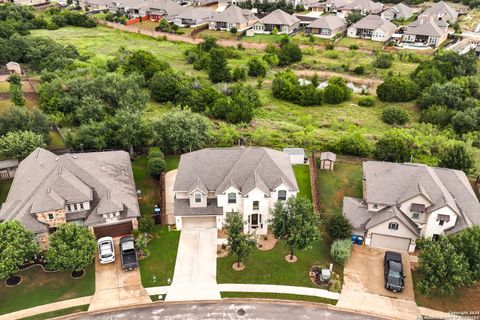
(55, 157, 60, 161)
(72, 155, 78, 159)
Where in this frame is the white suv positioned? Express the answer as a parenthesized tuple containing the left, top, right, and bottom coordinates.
(98, 237, 115, 264)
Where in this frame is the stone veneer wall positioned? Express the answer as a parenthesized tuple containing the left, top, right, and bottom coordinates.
(36, 232, 50, 251)
(35, 208, 66, 228)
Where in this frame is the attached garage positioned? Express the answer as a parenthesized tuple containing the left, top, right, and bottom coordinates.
(93, 221, 133, 239)
(181, 216, 216, 229)
(370, 233, 411, 251)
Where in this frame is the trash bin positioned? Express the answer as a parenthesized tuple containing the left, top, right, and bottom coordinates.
(351, 235, 358, 244)
(357, 236, 364, 245)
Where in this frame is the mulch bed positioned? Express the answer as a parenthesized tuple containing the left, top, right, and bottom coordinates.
(256, 232, 277, 251)
(284, 254, 298, 263)
(71, 270, 85, 279)
(5, 275, 22, 287)
(232, 262, 245, 271)
(217, 245, 230, 258)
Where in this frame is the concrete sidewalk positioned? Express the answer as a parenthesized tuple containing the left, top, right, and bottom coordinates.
(218, 284, 340, 300)
(0, 296, 92, 320)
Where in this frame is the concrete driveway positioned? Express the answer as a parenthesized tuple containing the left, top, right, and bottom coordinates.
(165, 223, 221, 301)
(337, 245, 420, 320)
(88, 239, 151, 311)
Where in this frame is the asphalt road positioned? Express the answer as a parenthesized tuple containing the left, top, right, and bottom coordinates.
(77, 301, 384, 320)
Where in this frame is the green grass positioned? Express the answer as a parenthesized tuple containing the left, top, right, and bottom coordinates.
(217, 239, 333, 288)
(220, 292, 337, 304)
(293, 165, 312, 201)
(0, 82, 9, 92)
(139, 225, 180, 287)
(0, 179, 12, 203)
(19, 304, 89, 320)
(335, 38, 384, 51)
(0, 264, 95, 315)
(132, 156, 160, 216)
(47, 130, 65, 149)
(317, 162, 363, 215)
(198, 29, 239, 40)
(166, 155, 180, 172)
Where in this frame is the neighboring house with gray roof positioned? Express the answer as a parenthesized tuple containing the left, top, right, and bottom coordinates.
(0, 148, 140, 250)
(0, 159, 18, 180)
(381, 3, 413, 21)
(209, 4, 257, 31)
(310, 0, 349, 13)
(347, 14, 396, 41)
(173, 7, 212, 27)
(343, 161, 480, 252)
(251, 9, 300, 35)
(402, 15, 448, 47)
(109, 0, 183, 21)
(172, 147, 299, 234)
(340, 0, 383, 17)
(305, 15, 347, 38)
(422, 0, 458, 23)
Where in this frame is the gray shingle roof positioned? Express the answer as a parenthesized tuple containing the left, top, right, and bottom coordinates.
(404, 17, 447, 37)
(382, 3, 413, 19)
(283, 147, 305, 156)
(174, 147, 299, 196)
(0, 148, 140, 232)
(259, 9, 299, 26)
(306, 15, 346, 30)
(174, 198, 223, 216)
(176, 7, 212, 20)
(351, 14, 396, 33)
(423, 0, 458, 22)
(210, 4, 254, 24)
(0, 159, 18, 170)
(311, 0, 349, 9)
(342, 0, 383, 13)
(320, 151, 336, 161)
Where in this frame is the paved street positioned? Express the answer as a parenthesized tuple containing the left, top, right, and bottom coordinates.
(77, 301, 384, 320)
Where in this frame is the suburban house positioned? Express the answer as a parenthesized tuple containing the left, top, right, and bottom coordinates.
(76, 0, 111, 11)
(310, 0, 349, 13)
(305, 15, 347, 38)
(109, 0, 183, 21)
(173, 7, 212, 27)
(0, 148, 140, 250)
(251, 9, 300, 35)
(340, 0, 383, 17)
(402, 15, 448, 47)
(422, 0, 458, 23)
(172, 147, 299, 234)
(347, 14, 396, 41)
(381, 3, 413, 21)
(343, 161, 480, 252)
(209, 5, 257, 32)
(0, 159, 18, 180)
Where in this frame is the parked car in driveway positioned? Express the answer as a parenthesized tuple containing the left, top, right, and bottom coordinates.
(384, 251, 405, 292)
(98, 237, 115, 264)
(120, 236, 138, 271)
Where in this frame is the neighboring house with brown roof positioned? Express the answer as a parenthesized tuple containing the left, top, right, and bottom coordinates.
(251, 9, 300, 35)
(347, 14, 396, 41)
(0, 148, 140, 250)
(209, 4, 257, 31)
(173, 7, 212, 27)
(305, 15, 347, 38)
(422, 0, 458, 23)
(381, 3, 413, 21)
(172, 147, 299, 234)
(343, 161, 480, 252)
(402, 15, 448, 47)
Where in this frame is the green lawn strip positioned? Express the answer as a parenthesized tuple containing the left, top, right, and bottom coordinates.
(0, 179, 12, 203)
(140, 225, 180, 287)
(0, 82, 9, 92)
(149, 294, 166, 301)
(132, 156, 160, 216)
(317, 163, 363, 215)
(220, 292, 337, 305)
(19, 304, 89, 320)
(48, 130, 66, 149)
(217, 240, 331, 288)
(293, 165, 312, 201)
(165, 155, 180, 172)
(0, 264, 95, 315)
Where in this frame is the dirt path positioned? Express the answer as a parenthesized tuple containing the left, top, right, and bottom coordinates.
(295, 70, 382, 89)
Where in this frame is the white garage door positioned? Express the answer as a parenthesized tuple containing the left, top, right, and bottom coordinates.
(370, 234, 411, 251)
(182, 216, 216, 229)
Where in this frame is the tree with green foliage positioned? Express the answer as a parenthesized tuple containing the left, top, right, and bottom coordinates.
(332, 132, 372, 157)
(225, 211, 256, 268)
(0, 221, 39, 279)
(8, 74, 25, 106)
(74, 96, 107, 124)
(330, 239, 352, 265)
(0, 106, 50, 143)
(277, 41, 302, 66)
(149, 69, 187, 103)
(372, 53, 394, 69)
(451, 226, 480, 280)
(247, 57, 268, 78)
(105, 110, 152, 154)
(377, 76, 419, 102)
(232, 66, 247, 81)
(209, 83, 260, 123)
(66, 121, 108, 151)
(374, 129, 415, 163)
(208, 48, 231, 83)
(420, 105, 454, 127)
(46, 224, 97, 272)
(413, 51, 477, 81)
(451, 109, 479, 134)
(439, 143, 475, 174)
(345, 11, 363, 24)
(122, 49, 170, 80)
(214, 123, 240, 147)
(417, 81, 477, 111)
(323, 77, 351, 104)
(297, 84, 322, 106)
(148, 150, 166, 178)
(138, 216, 155, 234)
(417, 237, 472, 296)
(272, 70, 298, 101)
(152, 109, 212, 154)
(0, 130, 45, 158)
(382, 106, 409, 125)
(324, 214, 352, 240)
(358, 96, 375, 107)
(412, 67, 446, 90)
(271, 197, 318, 261)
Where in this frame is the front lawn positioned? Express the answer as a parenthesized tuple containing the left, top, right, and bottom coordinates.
(132, 156, 160, 216)
(20, 304, 89, 320)
(0, 264, 95, 315)
(139, 225, 180, 287)
(217, 239, 334, 288)
(317, 162, 363, 215)
(293, 165, 312, 201)
(220, 292, 337, 304)
(0, 179, 12, 203)
(166, 155, 180, 172)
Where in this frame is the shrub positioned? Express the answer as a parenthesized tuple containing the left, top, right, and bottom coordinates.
(373, 53, 394, 69)
(330, 239, 353, 265)
(323, 77, 351, 104)
(232, 66, 247, 81)
(325, 42, 335, 50)
(349, 44, 359, 50)
(148, 156, 166, 177)
(358, 96, 374, 107)
(247, 57, 268, 77)
(139, 216, 155, 234)
(324, 214, 352, 240)
(135, 233, 151, 257)
(229, 27, 237, 34)
(382, 106, 409, 125)
(377, 76, 419, 102)
(332, 132, 372, 157)
(353, 66, 365, 75)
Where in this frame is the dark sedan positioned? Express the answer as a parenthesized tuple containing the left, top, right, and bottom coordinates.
(384, 251, 405, 292)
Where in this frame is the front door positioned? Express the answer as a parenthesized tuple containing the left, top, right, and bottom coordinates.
(251, 214, 259, 228)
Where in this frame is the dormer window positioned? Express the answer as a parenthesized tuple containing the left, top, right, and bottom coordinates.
(228, 193, 236, 204)
(437, 214, 450, 226)
(278, 190, 287, 201)
(410, 203, 425, 219)
(195, 194, 202, 203)
(388, 222, 399, 230)
(253, 201, 259, 211)
(373, 204, 378, 209)
(67, 205, 72, 212)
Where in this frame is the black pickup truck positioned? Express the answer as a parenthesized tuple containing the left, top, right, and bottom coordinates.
(384, 251, 405, 292)
(120, 236, 138, 271)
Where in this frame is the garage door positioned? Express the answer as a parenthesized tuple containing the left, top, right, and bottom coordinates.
(370, 234, 411, 251)
(182, 216, 216, 229)
(94, 221, 133, 239)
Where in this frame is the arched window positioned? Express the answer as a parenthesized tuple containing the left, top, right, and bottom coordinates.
(388, 222, 399, 231)
(278, 190, 287, 201)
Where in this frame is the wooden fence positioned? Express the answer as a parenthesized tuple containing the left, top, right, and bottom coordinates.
(309, 152, 321, 216)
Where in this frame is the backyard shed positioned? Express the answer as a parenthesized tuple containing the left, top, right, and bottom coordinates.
(283, 148, 308, 165)
(320, 152, 336, 171)
(6, 62, 22, 75)
(0, 159, 18, 180)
